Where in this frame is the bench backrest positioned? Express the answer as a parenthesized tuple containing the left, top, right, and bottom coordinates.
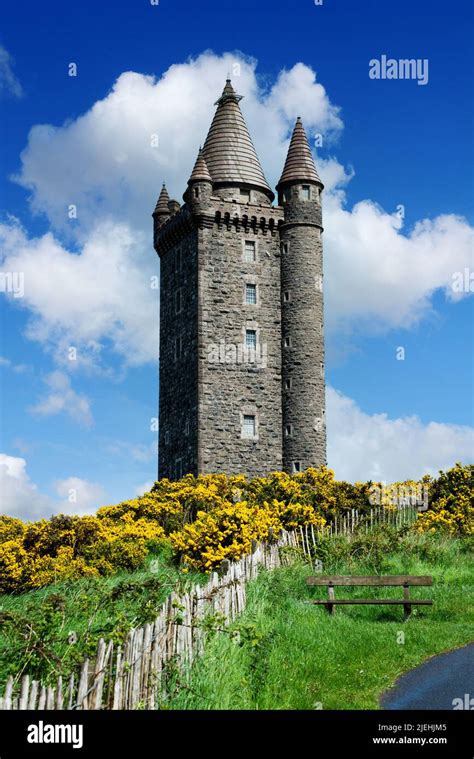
(306, 575, 433, 587)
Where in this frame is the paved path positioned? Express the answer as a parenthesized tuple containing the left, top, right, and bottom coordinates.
(381, 643, 474, 710)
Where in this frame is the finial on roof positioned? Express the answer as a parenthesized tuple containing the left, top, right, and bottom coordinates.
(214, 78, 242, 105)
(276, 117, 322, 189)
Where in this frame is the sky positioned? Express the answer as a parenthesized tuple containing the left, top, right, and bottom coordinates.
(0, 0, 473, 520)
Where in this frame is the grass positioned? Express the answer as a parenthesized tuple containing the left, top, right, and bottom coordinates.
(165, 529, 474, 710)
(0, 545, 204, 688)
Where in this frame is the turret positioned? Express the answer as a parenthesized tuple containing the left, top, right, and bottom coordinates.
(183, 148, 213, 215)
(277, 117, 326, 473)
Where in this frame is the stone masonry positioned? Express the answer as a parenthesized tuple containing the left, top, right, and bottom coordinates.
(153, 80, 326, 479)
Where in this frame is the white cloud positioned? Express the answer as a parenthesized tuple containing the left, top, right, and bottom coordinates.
(0, 220, 158, 367)
(0, 355, 30, 373)
(2, 50, 470, 370)
(30, 371, 94, 427)
(327, 387, 474, 482)
(54, 476, 105, 515)
(0, 46, 23, 98)
(0, 454, 52, 521)
(134, 480, 154, 496)
(0, 454, 106, 520)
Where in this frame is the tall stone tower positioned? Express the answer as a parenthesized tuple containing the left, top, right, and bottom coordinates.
(153, 80, 326, 480)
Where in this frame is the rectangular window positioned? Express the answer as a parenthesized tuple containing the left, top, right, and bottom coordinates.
(194, 187, 199, 198)
(175, 335, 183, 360)
(184, 419, 190, 436)
(283, 290, 290, 302)
(240, 188, 251, 201)
(285, 378, 292, 390)
(285, 424, 293, 437)
(245, 329, 257, 350)
(175, 289, 183, 314)
(281, 242, 289, 255)
(292, 461, 301, 473)
(244, 240, 256, 262)
(284, 336, 292, 348)
(245, 283, 257, 304)
(164, 431, 170, 445)
(301, 185, 311, 200)
(242, 414, 256, 439)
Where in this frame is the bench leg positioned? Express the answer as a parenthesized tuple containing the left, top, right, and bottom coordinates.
(327, 586, 335, 614)
(403, 585, 411, 619)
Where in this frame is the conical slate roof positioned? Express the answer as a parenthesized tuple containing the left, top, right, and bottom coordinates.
(153, 183, 170, 215)
(188, 148, 212, 183)
(277, 117, 322, 188)
(202, 79, 273, 198)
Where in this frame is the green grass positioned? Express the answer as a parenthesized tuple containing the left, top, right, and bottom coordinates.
(0, 546, 204, 688)
(165, 530, 474, 710)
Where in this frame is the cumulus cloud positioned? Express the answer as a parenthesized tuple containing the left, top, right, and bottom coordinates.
(0, 46, 23, 98)
(29, 371, 94, 426)
(54, 476, 105, 515)
(0, 454, 52, 520)
(0, 50, 469, 371)
(327, 387, 474, 482)
(0, 454, 106, 520)
(0, 220, 158, 367)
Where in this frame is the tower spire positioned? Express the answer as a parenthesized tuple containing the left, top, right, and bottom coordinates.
(277, 117, 322, 190)
(188, 147, 212, 183)
(202, 79, 274, 200)
(152, 183, 171, 227)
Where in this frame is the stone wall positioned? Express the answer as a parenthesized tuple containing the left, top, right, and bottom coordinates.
(197, 200, 284, 478)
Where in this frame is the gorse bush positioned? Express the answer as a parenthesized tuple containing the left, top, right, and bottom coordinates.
(0, 464, 472, 593)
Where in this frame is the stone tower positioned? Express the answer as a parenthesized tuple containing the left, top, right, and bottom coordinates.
(153, 80, 326, 480)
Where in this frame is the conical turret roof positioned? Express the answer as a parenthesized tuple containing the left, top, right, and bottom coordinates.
(202, 79, 273, 198)
(277, 117, 322, 188)
(153, 183, 170, 215)
(188, 148, 212, 183)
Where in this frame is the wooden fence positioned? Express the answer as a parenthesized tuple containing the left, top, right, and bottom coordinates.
(0, 503, 419, 710)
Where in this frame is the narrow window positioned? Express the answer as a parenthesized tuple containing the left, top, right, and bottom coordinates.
(284, 336, 292, 348)
(285, 378, 292, 390)
(245, 329, 257, 350)
(175, 289, 183, 314)
(285, 424, 293, 437)
(242, 414, 256, 439)
(164, 431, 170, 445)
(292, 461, 301, 473)
(301, 185, 311, 200)
(283, 290, 290, 302)
(175, 335, 183, 360)
(194, 187, 199, 198)
(282, 190, 290, 203)
(184, 419, 190, 436)
(244, 240, 256, 262)
(245, 283, 257, 304)
(281, 242, 289, 255)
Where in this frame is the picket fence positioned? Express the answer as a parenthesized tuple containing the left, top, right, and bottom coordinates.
(0, 503, 419, 710)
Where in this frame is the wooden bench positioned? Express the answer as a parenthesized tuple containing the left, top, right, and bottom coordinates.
(306, 575, 433, 618)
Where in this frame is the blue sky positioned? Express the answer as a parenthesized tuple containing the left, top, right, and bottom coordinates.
(1, 0, 473, 519)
